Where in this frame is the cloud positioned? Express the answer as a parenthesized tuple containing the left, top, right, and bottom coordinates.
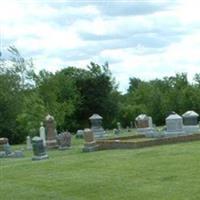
(85, 1, 176, 16)
(1, 0, 200, 93)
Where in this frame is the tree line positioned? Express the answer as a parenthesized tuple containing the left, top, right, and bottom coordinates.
(1, 47, 200, 144)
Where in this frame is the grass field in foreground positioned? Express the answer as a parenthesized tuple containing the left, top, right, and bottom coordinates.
(1, 135, 200, 200)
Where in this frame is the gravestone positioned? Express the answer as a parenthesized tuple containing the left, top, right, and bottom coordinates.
(82, 129, 99, 152)
(32, 136, 48, 161)
(56, 131, 71, 150)
(76, 130, 84, 138)
(114, 128, 120, 135)
(39, 122, 46, 146)
(0, 137, 24, 158)
(135, 114, 155, 136)
(26, 136, 32, 150)
(126, 126, 131, 132)
(116, 122, 121, 134)
(135, 114, 149, 128)
(117, 122, 121, 130)
(45, 114, 58, 149)
(0, 138, 8, 151)
(3, 143, 12, 155)
(182, 110, 199, 133)
(130, 121, 133, 129)
(0, 138, 12, 155)
(135, 114, 152, 128)
(89, 114, 105, 138)
(165, 113, 184, 135)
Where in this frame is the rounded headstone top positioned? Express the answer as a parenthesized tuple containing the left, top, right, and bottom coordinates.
(0, 137, 8, 144)
(45, 114, 54, 121)
(84, 128, 92, 133)
(182, 110, 199, 118)
(89, 114, 103, 120)
(166, 113, 182, 120)
(32, 136, 42, 141)
(135, 114, 149, 121)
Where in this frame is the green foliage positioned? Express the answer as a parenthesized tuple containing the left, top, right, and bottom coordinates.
(60, 62, 119, 129)
(16, 91, 47, 137)
(1, 47, 200, 143)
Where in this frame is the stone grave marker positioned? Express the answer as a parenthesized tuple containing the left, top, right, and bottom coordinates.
(165, 113, 184, 135)
(45, 114, 58, 149)
(76, 129, 84, 138)
(0, 137, 24, 158)
(89, 114, 105, 138)
(56, 131, 71, 150)
(182, 110, 199, 133)
(39, 122, 46, 146)
(32, 136, 48, 161)
(135, 114, 156, 136)
(26, 136, 32, 150)
(82, 129, 99, 152)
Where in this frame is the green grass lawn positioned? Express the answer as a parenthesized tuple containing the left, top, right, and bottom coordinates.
(1, 134, 200, 200)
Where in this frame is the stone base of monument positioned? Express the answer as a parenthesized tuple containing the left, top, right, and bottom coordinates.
(164, 130, 187, 137)
(0, 151, 6, 158)
(58, 146, 71, 150)
(82, 141, 99, 152)
(92, 128, 105, 139)
(183, 125, 199, 134)
(32, 154, 49, 161)
(137, 127, 155, 134)
(46, 139, 58, 149)
(143, 129, 162, 138)
(8, 150, 24, 158)
(0, 150, 24, 158)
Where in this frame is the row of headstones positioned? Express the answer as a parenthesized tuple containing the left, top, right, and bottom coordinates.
(31, 128, 98, 160)
(135, 110, 200, 134)
(25, 113, 104, 160)
(75, 114, 106, 139)
(26, 114, 73, 150)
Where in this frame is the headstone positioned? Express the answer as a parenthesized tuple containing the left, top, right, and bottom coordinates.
(26, 136, 32, 150)
(45, 114, 58, 149)
(130, 121, 133, 129)
(76, 130, 84, 138)
(117, 122, 121, 130)
(89, 114, 105, 138)
(82, 129, 99, 152)
(0, 137, 8, 144)
(135, 114, 155, 136)
(39, 122, 46, 146)
(0, 137, 8, 151)
(135, 114, 150, 128)
(182, 110, 199, 125)
(13, 150, 24, 158)
(114, 128, 120, 135)
(32, 136, 48, 161)
(0, 137, 24, 158)
(3, 143, 12, 155)
(165, 113, 184, 134)
(56, 131, 71, 150)
(182, 110, 199, 133)
(0, 151, 6, 158)
(126, 126, 131, 132)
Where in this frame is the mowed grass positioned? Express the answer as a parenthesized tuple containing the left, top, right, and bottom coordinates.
(1, 135, 200, 200)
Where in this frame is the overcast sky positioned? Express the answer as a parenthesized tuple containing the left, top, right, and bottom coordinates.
(0, 0, 200, 92)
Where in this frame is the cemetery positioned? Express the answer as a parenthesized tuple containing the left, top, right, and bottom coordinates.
(1, 1, 200, 199)
(1, 111, 200, 200)
(1, 111, 200, 156)
(2, 49, 200, 199)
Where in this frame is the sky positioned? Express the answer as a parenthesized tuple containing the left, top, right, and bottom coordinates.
(0, 0, 200, 92)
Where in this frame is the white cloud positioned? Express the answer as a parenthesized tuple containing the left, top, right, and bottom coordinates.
(1, 0, 200, 93)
